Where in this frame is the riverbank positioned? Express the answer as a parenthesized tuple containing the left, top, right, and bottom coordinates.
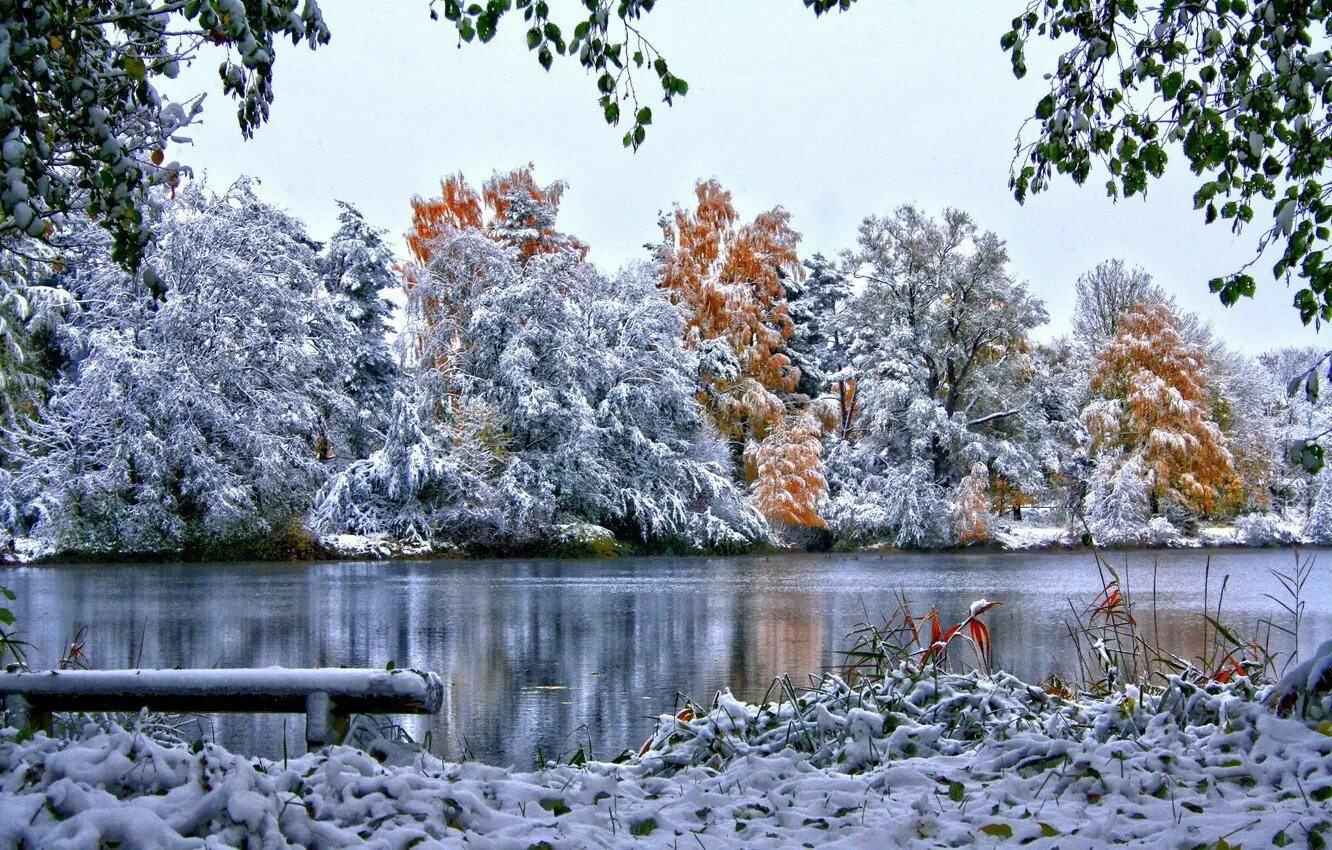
(3, 659, 1329, 848)
(3, 512, 1316, 564)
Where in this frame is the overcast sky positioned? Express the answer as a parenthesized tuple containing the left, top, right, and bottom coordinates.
(168, 0, 1325, 354)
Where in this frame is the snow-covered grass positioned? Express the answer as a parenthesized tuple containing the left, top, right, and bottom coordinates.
(2, 654, 1329, 848)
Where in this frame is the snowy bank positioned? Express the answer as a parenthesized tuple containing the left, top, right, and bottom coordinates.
(3, 659, 1330, 848)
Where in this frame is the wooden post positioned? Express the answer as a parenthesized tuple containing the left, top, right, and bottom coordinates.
(306, 691, 333, 750)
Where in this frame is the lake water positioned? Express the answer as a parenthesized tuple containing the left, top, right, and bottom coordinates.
(4, 548, 1330, 766)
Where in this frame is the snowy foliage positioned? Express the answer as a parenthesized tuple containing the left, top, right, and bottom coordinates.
(1086, 455, 1152, 546)
(10, 181, 354, 553)
(318, 183, 766, 553)
(320, 202, 400, 459)
(3, 663, 1327, 847)
(1305, 468, 1332, 544)
(1234, 511, 1299, 547)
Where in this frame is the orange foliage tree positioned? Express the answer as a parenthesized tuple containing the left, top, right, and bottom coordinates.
(404, 166, 586, 384)
(1082, 303, 1237, 516)
(750, 410, 827, 528)
(407, 166, 585, 267)
(659, 179, 802, 454)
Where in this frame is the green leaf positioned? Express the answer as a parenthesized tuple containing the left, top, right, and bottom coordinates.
(979, 823, 1013, 838)
(1035, 95, 1056, 120)
(539, 798, 570, 817)
(124, 55, 147, 80)
(1161, 71, 1184, 99)
(636, 107, 652, 125)
(948, 781, 965, 802)
(630, 817, 656, 836)
(1039, 822, 1060, 837)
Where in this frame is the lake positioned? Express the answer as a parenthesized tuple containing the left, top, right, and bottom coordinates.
(4, 547, 1330, 766)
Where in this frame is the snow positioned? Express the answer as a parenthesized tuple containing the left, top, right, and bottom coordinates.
(0, 667, 443, 709)
(2, 663, 1328, 848)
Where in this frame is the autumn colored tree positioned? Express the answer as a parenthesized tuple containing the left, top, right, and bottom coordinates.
(407, 166, 584, 266)
(659, 179, 802, 458)
(953, 462, 992, 544)
(750, 410, 827, 529)
(1082, 303, 1237, 517)
(404, 166, 586, 386)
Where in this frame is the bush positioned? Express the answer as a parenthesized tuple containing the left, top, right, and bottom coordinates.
(1234, 512, 1298, 547)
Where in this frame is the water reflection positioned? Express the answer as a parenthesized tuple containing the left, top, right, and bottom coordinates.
(5, 549, 1329, 766)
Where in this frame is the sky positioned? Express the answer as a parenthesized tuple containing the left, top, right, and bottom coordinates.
(166, 0, 1326, 355)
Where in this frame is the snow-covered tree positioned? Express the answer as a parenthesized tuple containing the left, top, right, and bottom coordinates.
(823, 205, 1048, 546)
(1082, 303, 1236, 519)
(1071, 260, 1159, 360)
(341, 170, 767, 552)
(953, 462, 992, 544)
(321, 201, 400, 458)
(1086, 454, 1152, 546)
(1305, 467, 1332, 545)
(658, 179, 801, 461)
(13, 180, 354, 554)
(785, 253, 851, 402)
(309, 391, 491, 544)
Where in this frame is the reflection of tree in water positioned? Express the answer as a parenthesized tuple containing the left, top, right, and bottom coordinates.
(4, 551, 1327, 765)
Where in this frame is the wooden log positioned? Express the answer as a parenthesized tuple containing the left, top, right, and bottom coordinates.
(0, 668, 444, 723)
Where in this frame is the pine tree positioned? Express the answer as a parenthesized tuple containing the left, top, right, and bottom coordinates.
(1305, 468, 1332, 544)
(1086, 454, 1152, 546)
(322, 202, 400, 458)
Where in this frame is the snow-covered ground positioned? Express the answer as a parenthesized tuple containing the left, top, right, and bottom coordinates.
(3, 659, 1329, 848)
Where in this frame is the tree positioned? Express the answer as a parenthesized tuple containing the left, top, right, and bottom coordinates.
(837, 205, 1048, 486)
(12, 180, 354, 554)
(786, 253, 853, 402)
(1082, 302, 1237, 518)
(309, 391, 491, 545)
(750, 410, 827, 529)
(1005, 1, 1332, 325)
(1, 0, 329, 268)
(1071, 260, 1159, 359)
(953, 461, 992, 544)
(321, 202, 401, 458)
(658, 179, 802, 462)
(1305, 466, 1332, 544)
(1085, 453, 1152, 547)
(394, 172, 766, 551)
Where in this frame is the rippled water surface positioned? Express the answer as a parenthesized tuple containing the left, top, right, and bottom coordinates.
(6, 548, 1330, 765)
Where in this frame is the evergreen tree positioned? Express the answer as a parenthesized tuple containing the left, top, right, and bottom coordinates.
(321, 201, 400, 458)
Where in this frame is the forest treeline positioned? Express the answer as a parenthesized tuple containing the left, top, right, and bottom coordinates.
(0, 168, 1328, 559)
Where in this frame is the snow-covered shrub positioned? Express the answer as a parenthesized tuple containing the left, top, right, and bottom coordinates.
(309, 392, 492, 546)
(1305, 468, 1332, 544)
(1086, 455, 1152, 546)
(1234, 511, 1298, 547)
(1144, 515, 1183, 546)
(824, 452, 950, 549)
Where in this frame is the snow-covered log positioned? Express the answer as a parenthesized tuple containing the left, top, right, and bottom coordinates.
(0, 667, 443, 750)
